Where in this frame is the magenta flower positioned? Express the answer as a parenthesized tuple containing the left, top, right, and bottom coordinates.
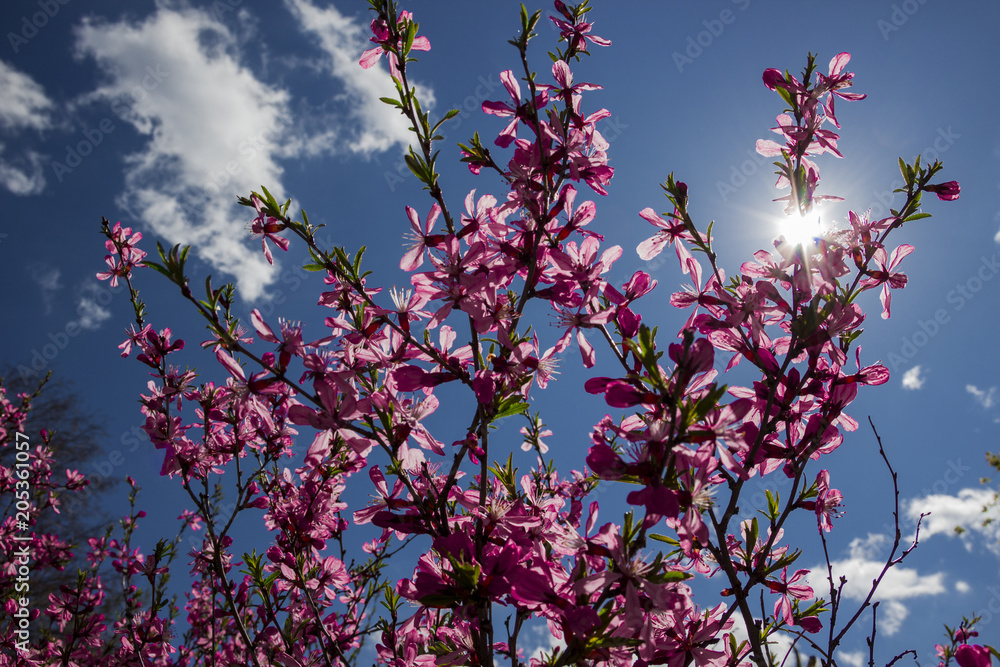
(178, 510, 203, 531)
(359, 11, 430, 81)
(97, 222, 146, 285)
(798, 470, 844, 532)
(924, 180, 961, 201)
(250, 195, 290, 265)
(550, 1, 611, 52)
(550, 60, 601, 115)
(482, 70, 549, 148)
(955, 644, 991, 667)
(118, 323, 153, 358)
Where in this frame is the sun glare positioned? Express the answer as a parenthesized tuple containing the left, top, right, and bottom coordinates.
(776, 212, 825, 248)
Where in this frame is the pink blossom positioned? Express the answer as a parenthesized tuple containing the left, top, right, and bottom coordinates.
(955, 644, 992, 667)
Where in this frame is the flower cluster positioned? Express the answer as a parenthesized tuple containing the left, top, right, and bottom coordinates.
(96, 221, 146, 287)
(935, 625, 996, 667)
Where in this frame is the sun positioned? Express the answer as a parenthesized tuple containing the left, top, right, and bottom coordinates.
(775, 211, 826, 248)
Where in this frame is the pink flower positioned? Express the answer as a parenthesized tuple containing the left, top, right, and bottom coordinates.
(924, 180, 961, 201)
(550, 1, 611, 52)
(359, 11, 430, 80)
(636, 204, 693, 262)
(178, 509, 203, 531)
(798, 470, 844, 532)
(859, 244, 914, 319)
(481, 70, 549, 148)
(955, 644, 991, 667)
(766, 568, 814, 627)
(118, 323, 153, 358)
(400, 203, 443, 271)
(250, 195, 290, 265)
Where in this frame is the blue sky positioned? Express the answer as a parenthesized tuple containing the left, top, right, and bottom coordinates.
(2, 0, 999, 662)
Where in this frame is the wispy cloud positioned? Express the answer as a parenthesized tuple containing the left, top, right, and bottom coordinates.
(72, 282, 113, 331)
(906, 487, 1000, 555)
(0, 59, 53, 195)
(727, 614, 806, 663)
(966, 384, 997, 409)
(838, 651, 866, 667)
(28, 264, 62, 315)
(0, 60, 53, 132)
(902, 365, 925, 390)
(520, 621, 566, 664)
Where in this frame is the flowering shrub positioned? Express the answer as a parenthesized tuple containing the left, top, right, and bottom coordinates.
(1, 1, 991, 666)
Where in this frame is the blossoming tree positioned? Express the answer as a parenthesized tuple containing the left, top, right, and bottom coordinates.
(2, 1, 995, 666)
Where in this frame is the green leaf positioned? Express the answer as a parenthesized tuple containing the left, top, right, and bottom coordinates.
(648, 569, 693, 584)
(260, 185, 280, 212)
(142, 260, 171, 279)
(403, 21, 416, 56)
(902, 212, 931, 222)
(777, 85, 795, 110)
(747, 518, 759, 551)
(353, 246, 367, 275)
(431, 109, 460, 134)
(765, 489, 779, 519)
(494, 400, 529, 420)
(418, 593, 462, 608)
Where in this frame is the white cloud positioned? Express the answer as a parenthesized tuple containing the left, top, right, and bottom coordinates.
(728, 613, 806, 663)
(0, 148, 47, 195)
(0, 60, 53, 132)
(73, 2, 434, 301)
(879, 599, 908, 636)
(72, 283, 113, 331)
(966, 384, 997, 409)
(283, 0, 434, 155)
(806, 533, 947, 637)
(902, 365, 925, 390)
(0, 60, 53, 195)
(906, 487, 1000, 555)
(74, 6, 294, 301)
(956, 580, 971, 593)
(28, 264, 62, 315)
(838, 651, 865, 667)
(522, 621, 566, 663)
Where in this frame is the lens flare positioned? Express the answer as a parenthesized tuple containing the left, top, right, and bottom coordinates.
(776, 212, 825, 248)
